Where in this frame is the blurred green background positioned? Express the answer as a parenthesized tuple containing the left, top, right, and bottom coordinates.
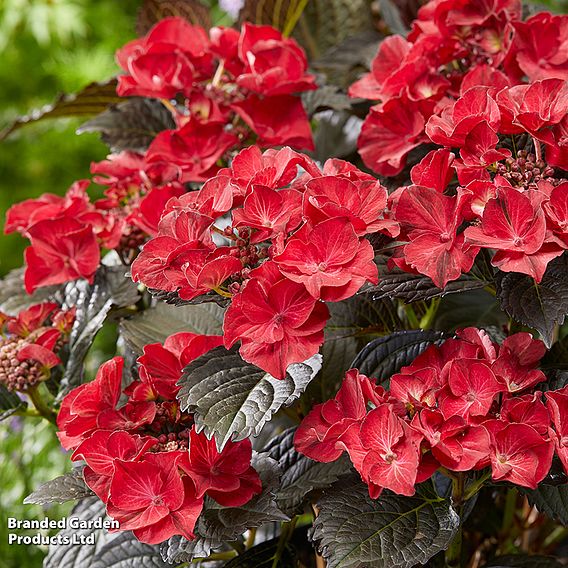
(0, 1, 566, 567)
(0, 2, 138, 567)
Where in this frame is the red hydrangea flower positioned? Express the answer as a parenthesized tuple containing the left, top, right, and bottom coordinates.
(4, 180, 91, 236)
(294, 369, 384, 462)
(24, 217, 100, 293)
(358, 405, 422, 497)
(546, 387, 568, 476)
(146, 120, 238, 182)
(232, 94, 314, 150)
(116, 17, 211, 99)
(236, 23, 317, 96)
(464, 186, 564, 281)
(273, 218, 378, 302)
(223, 262, 329, 378)
(414, 410, 490, 472)
(179, 430, 261, 506)
(394, 187, 478, 288)
(301, 176, 397, 237)
(107, 452, 203, 544)
(357, 97, 428, 176)
(135, 332, 223, 400)
(510, 12, 568, 81)
(483, 420, 553, 489)
(425, 87, 501, 147)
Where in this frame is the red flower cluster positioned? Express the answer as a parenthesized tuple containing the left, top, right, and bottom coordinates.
(352, 1, 568, 176)
(295, 328, 568, 496)
(131, 146, 395, 378)
(4, 164, 188, 292)
(0, 302, 74, 391)
(57, 332, 262, 544)
(116, 17, 316, 182)
(389, 83, 568, 286)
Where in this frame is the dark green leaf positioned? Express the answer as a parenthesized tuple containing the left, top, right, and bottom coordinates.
(311, 477, 459, 568)
(523, 484, 568, 526)
(0, 80, 122, 141)
(311, 30, 382, 87)
(137, 0, 211, 36)
(322, 295, 401, 388)
(223, 537, 296, 567)
(177, 346, 321, 450)
(541, 336, 568, 370)
(299, 0, 378, 58)
(197, 453, 288, 541)
(351, 330, 445, 384)
(160, 535, 224, 565)
(302, 86, 353, 118)
(44, 498, 112, 568)
(90, 531, 168, 568)
(497, 255, 568, 348)
(433, 289, 504, 332)
(58, 265, 140, 400)
(363, 271, 488, 303)
(120, 301, 224, 354)
(485, 554, 565, 568)
(24, 469, 93, 505)
(312, 111, 361, 163)
(265, 427, 353, 515)
(0, 268, 63, 316)
(0, 384, 26, 421)
(77, 98, 175, 153)
(377, 0, 409, 35)
(148, 287, 230, 307)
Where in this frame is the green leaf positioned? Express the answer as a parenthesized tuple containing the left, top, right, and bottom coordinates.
(484, 555, 565, 568)
(0, 79, 122, 141)
(223, 537, 296, 567)
(58, 265, 140, 400)
(351, 330, 445, 384)
(23, 469, 93, 505)
(136, 0, 212, 36)
(196, 453, 288, 541)
(497, 255, 568, 348)
(265, 427, 353, 515)
(523, 484, 568, 526)
(77, 98, 175, 153)
(119, 300, 225, 354)
(311, 477, 459, 568)
(177, 345, 321, 450)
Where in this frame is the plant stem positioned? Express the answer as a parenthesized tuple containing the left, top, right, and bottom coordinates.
(272, 517, 297, 568)
(420, 298, 441, 330)
(463, 470, 492, 501)
(501, 488, 518, 535)
(402, 302, 420, 329)
(245, 527, 256, 549)
(190, 550, 238, 563)
(282, 0, 309, 37)
(25, 385, 57, 425)
(446, 474, 465, 568)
